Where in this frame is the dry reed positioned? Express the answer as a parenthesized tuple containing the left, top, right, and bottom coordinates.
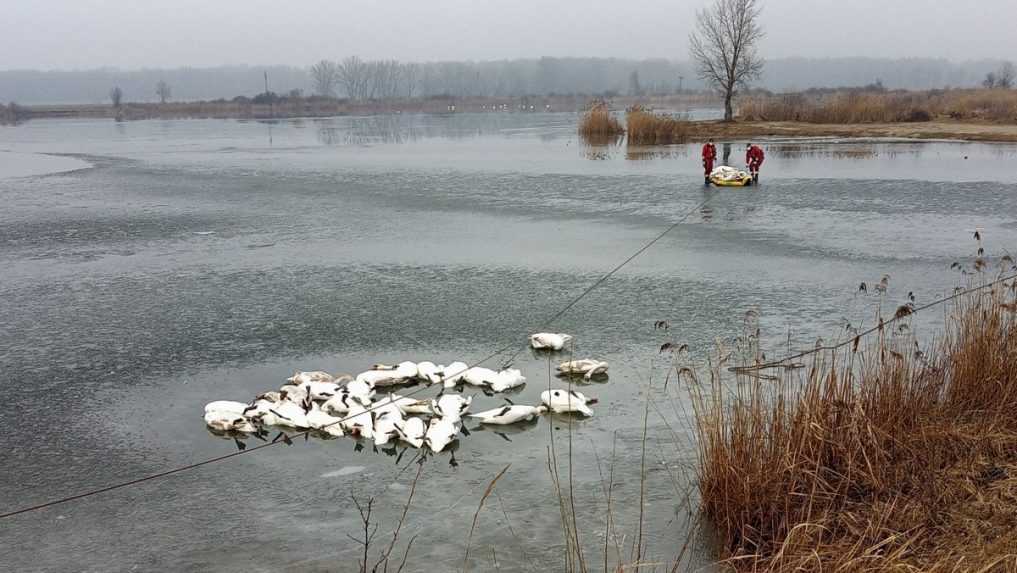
(578, 101, 625, 142)
(740, 89, 1017, 124)
(625, 106, 690, 145)
(691, 275, 1017, 570)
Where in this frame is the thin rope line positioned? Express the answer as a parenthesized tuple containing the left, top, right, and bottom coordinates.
(0, 193, 717, 520)
(731, 270, 1017, 372)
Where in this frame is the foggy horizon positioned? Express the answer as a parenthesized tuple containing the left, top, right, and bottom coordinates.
(5, 0, 1017, 71)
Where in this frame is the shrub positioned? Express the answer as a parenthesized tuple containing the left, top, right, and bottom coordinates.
(625, 106, 689, 145)
(692, 277, 1017, 570)
(578, 101, 624, 142)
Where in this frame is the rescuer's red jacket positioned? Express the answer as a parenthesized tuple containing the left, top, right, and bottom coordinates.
(746, 145, 765, 167)
(702, 143, 717, 162)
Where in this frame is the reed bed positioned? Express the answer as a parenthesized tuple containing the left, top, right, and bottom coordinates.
(625, 106, 690, 145)
(578, 102, 625, 142)
(740, 89, 1017, 123)
(691, 275, 1017, 570)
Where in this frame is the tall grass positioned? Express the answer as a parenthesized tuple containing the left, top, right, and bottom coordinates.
(740, 89, 1017, 123)
(691, 276, 1017, 570)
(626, 106, 690, 145)
(578, 102, 625, 142)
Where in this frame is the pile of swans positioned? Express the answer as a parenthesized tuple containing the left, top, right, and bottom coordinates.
(203, 333, 608, 453)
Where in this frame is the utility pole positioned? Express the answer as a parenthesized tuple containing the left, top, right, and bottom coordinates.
(264, 70, 273, 117)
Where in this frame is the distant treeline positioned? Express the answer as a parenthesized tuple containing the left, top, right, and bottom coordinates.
(0, 57, 1008, 105)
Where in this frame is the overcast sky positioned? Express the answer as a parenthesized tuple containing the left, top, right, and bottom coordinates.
(4, 0, 1016, 70)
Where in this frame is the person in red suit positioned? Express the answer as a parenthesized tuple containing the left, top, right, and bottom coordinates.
(701, 139, 717, 184)
(746, 143, 765, 183)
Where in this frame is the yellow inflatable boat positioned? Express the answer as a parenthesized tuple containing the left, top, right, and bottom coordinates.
(709, 166, 753, 187)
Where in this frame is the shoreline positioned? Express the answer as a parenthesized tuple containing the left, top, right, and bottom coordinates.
(7, 100, 1017, 143)
(688, 119, 1017, 143)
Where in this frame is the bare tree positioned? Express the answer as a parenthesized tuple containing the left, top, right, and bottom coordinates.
(338, 56, 369, 100)
(155, 80, 171, 104)
(997, 62, 1015, 89)
(109, 86, 123, 108)
(310, 60, 340, 97)
(983, 72, 998, 89)
(401, 63, 419, 98)
(689, 0, 765, 121)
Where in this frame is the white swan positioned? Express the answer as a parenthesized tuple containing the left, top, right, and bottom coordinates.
(287, 371, 334, 385)
(374, 408, 405, 446)
(355, 369, 402, 387)
(530, 332, 574, 350)
(368, 361, 419, 385)
(468, 404, 547, 425)
(540, 389, 595, 416)
(489, 368, 526, 392)
(341, 402, 375, 439)
(279, 383, 310, 404)
(264, 400, 311, 429)
(305, 404, 345, 437)
(394, 417, 426, 448)
(424, 416, 461, 453)
(306, 381, 341, 401)
(321, 392, 358, 416)
(243, 393, 282, 418)
(431, 394, 472, 421)
(378, 394, 433, 415)
(440, 361, 470, 387)
(463, 366, 500, 387)
(204, 400, 248, 416)
(556, 359, 609, 380)
(416, 361, 443, 385)
(344, 379, 376, 404)
(204, 410, 256, 433)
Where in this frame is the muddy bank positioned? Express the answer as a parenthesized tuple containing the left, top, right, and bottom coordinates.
(688, 119, 1017, 143)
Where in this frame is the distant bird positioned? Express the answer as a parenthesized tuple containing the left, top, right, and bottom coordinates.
(541, 389, 596, 416)
(529, 332, 574, 350)
(468, 404, 547, 425)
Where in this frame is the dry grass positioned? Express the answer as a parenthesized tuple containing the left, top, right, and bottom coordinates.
(579, 102, 625, 142)
(626, 106, 691, 145)
(691, 275, 1017, 571)
(740, 89, 1017, 124)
